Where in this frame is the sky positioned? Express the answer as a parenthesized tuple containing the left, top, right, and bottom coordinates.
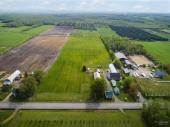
(0, 0, 170, 13)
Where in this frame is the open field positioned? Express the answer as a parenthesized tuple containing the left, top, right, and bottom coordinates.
(0, 110, 13, 123)
(4, 110, 146, 127)
(0, 26, 73, 73)
(138, 79, 170, 98)
(139, 42, 170, 64)
(144, 28, 170, 40)
(32, 30, 111, 101)
(109, 26, 168, 41)
(0, 25, 52, 54)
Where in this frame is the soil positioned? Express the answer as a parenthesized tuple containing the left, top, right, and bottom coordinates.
(0, 26, 73, 73)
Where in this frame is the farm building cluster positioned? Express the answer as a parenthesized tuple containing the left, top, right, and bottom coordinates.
(93, 63, 121, 100)
(92, 51, 166, 100)
(115, 52, 164, 79)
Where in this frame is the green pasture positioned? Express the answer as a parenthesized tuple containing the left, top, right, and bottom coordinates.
(0, 25, 52, 54)
(0, 110, 13, 123)
(138, 79, 170, 98)
(32, 30, 111, 101)
(139, 42, 170, 64)
(4, 110, 146, 127)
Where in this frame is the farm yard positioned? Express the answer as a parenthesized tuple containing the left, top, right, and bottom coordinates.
(0, 26, 73, 73)
(3, 110, 146, 127)
(129, 55, 154, 66)
(32, 30, 111, 101)
(0, 24, 52, 54)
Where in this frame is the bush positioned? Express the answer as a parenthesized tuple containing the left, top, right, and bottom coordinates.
(114, 59, 122, 70)
(33, 70, 44, 84)
(142, 100, 170, 127)
(129, 83, 138, 100)
(122, 77, 133, 91)
(14, 76, 37, 100)
(91, 79, 105, 100)
(164, 64, 170, 74)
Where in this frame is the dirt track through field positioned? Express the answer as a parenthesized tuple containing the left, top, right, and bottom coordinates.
(0, 26, 73, 73)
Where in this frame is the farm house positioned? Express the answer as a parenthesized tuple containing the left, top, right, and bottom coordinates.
(3, 70, 21, 85)
(108, 64, 120, 80)
(115, 52, 128, 61)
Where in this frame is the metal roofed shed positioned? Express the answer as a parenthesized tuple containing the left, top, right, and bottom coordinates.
(115, 52, 128, 61)
(109, 64, 121, 81)
(111, 80, 117, 87)
(3, 70, 21, 85)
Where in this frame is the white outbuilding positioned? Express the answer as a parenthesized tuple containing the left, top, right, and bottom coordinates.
(3, 70, 21, 85)
(94, 72, 101, 80)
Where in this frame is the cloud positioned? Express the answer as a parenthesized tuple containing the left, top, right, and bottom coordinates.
(0, 0, 169, 13)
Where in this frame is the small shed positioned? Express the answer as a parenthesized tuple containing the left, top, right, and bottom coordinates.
(113, 87, 120, 96)
(109, 64, 120, 80)
(111, 80, 117, 87)
(105, 90, 113, 99)
(115, 52, 128, 61)
(153, 70, 164, 79)
(3, 70, 21, 85)
(93, 72, 101, 80)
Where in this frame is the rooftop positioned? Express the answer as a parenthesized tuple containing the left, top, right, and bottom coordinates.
(109, 64, 118, 73)
(115, 52, 128, 60)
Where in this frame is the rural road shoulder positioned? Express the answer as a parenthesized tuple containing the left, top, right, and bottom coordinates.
(0, 102, 143, 110)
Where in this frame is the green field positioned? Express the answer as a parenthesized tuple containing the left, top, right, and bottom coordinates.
(0, 110, 13, 123)
(4, 110, 146, 127)
(32, 30, 111, 101)
(0, 25, 52, 54)
(138, 79, 170, 98)
(139, 42, 170, 64)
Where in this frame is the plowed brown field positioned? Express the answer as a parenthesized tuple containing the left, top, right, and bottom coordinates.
(0, 26, 73, 72)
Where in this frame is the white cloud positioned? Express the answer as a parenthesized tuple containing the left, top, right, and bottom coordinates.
(0, 0, 169, 13)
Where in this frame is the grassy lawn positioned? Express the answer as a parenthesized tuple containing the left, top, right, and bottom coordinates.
(0, 25, 52, 54)
(138, 42, 170, 64)
(0, 110, 13, 124)
(32, 30, 111, 102)
(138, 79, 170, 98)
(4, 110, 147, 127)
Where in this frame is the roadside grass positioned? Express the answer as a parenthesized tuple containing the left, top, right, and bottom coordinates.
(4, 110, 147, 127)
(138, 79, 170, 98)
(138, 42, 170, 64)
(0, 110, 13, 124)
(0, 25, 52, 54)
(32, 30, 111, 102)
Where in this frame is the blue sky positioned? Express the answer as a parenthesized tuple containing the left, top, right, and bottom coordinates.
(0, 0, 170, 13)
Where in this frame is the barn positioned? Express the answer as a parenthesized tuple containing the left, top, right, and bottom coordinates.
(109, 64, 120, 81)
(3, 70, 21, 85)
(115, 52, 128, 61)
